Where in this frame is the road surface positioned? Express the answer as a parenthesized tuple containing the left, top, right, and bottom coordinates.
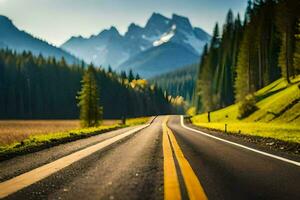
(0, 116, 299, 200)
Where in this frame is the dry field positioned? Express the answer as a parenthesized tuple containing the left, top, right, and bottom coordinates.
(0, 120, 121, 146)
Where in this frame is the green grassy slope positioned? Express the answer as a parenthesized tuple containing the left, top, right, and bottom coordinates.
(191, 76, 300, 143)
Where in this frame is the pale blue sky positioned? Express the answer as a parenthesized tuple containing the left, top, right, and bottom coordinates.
(0, 0, 248, 46)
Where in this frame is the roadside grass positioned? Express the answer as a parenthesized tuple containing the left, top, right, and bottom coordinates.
(192, 122, 300, 143)
(191, 75, 300, 144)
(0, 120, 121, 146)
(0, 117, 150, 160)
(125, 117, 150, 126)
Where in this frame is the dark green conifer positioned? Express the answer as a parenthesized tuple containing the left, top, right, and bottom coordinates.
(77, 65, 103, 127)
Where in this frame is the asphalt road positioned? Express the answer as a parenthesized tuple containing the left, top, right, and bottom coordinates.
(0, 116, 299, 200)
(168, 116, 300, 200)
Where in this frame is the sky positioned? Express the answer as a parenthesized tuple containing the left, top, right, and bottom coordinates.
(0, 0, 248, 46)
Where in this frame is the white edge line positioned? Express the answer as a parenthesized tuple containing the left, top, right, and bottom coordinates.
(180, 115, 300, 167)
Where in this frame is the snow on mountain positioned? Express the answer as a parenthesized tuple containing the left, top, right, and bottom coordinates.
(61, 13, 211, 74)
(153, 25, 176, 46)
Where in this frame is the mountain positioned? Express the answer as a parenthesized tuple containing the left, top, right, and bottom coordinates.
(61, 27, 128, 68)
(119, 42, 199, 78)
(61, 13, 211, 77)
(0, 15, 79, 64)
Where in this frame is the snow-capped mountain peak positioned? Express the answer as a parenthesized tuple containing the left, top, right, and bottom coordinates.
(61, 13, 211, 75)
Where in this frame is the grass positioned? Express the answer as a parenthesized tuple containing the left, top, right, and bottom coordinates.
(192, 122, 300, 143)
(0, 119, 120, 146)
(191, 76, 300, 143)
(125, 117, 151, 126)
(0, 117, 150, 160)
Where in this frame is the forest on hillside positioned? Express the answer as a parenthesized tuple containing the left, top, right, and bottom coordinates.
(195, 0, 300, 112)
(151, 64, 198, 104)
(0, 49, 176, 119)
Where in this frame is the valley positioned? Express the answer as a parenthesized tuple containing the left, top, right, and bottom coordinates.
(0, 0, 300, 199)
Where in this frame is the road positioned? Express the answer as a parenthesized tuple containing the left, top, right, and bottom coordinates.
(0, 116, 299, 200)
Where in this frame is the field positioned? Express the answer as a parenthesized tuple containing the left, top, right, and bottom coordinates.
(0, 117, 150, 159)
(191, 76, 300, 143)
(0, 119, 144, 146)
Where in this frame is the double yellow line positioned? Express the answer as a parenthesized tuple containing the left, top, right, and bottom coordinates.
(163, 116, 207, 200)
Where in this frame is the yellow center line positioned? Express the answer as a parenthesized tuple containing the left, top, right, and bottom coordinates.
(162, 116, 181, 200)
(163, 116, 208, 200)
(0, 124, 149, 199)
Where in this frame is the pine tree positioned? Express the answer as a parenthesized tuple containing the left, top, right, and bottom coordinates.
(0, 49, 174, 119)
(203, 23, 221, 111)
(235, 32, 251, 102)
(215, 10, 236, 107)
(294, 21, 300, 73)
(244, 0, 253, 25)
(135, 73, 141, 80)
(276, 0, 300, 82)
(195, 44, 208, 112)
(108, 65, 112, 73)
(77, 65, 103, 127)
(128, 69, 135, 82)
(194, 0, 298, 111)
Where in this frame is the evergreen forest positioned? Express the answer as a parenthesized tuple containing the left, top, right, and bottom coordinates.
(0, 50, 174, 119)
(195, 0, 300, 112)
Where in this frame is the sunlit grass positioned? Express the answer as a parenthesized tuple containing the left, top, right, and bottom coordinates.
(0, 120, 81, 146)
(0, 119, 124, 146)
(192, 76, 300, 143)
(192, 122, 300, 143)
(0, 117, 150, 158)
(125, 117, 150, 126)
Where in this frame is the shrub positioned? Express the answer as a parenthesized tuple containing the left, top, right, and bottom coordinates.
(238, 95, 258, 119)
(186, 107, 197, 116)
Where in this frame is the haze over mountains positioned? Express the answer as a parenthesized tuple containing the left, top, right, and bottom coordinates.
(0, 13, 210, 78)
(0, 15, 79, 64)
(62, 13, 211, 78)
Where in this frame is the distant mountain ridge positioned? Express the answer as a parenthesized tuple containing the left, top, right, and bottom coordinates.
(62, 13, 211, 78)
(0, 15, 79, 64)
(119, 42, 199, 78)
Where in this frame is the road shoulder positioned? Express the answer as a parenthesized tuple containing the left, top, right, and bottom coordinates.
(184, 117, 300, 162)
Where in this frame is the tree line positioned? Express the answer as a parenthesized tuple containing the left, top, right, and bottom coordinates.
(0, 49, 175, 119)
(195, 0, 300, 112)
(151, 64, 198, 105)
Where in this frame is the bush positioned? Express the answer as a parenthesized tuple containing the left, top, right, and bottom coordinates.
(238, 95, 258, 119)
(186, 107, 197, 116)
